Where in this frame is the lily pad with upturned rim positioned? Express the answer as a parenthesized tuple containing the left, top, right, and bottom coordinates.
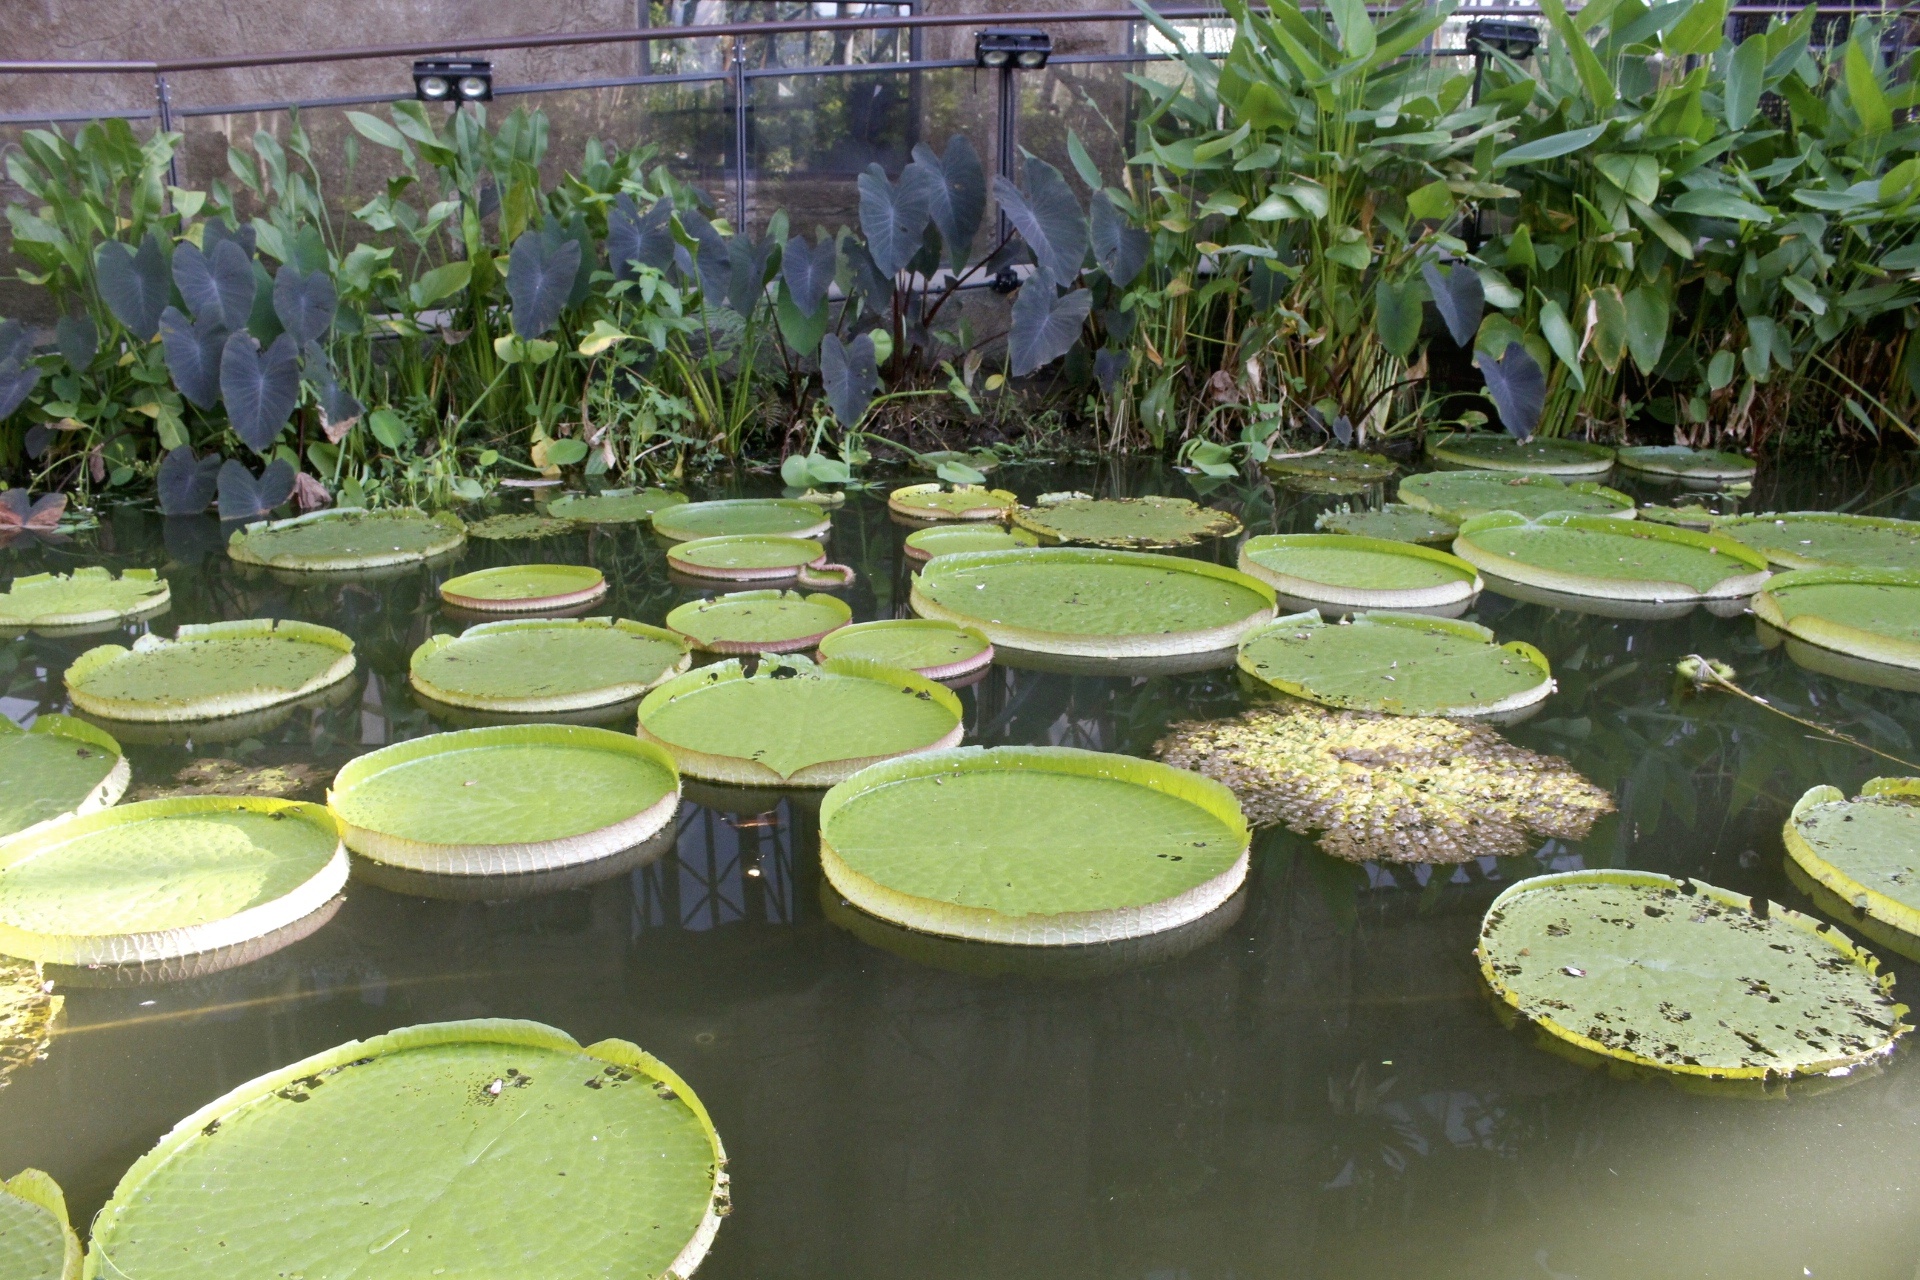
(1427, 433, 1616, 476)
(1786, 778, 1920, 941)
(1397, 470, 1636, 522)
(666, 535, 853, 587)
(228, 507, 466, 571)
(464, 513, 581, 541)
(438, 563, 607, 613)
(1237, 534, 1482, 613)
(818, 745, 1250, 946)
(1476, 869, 1909, 1080)
(65, 619, 357, 722)
(0, 568, 169, 635)
(1454, 511, 1771, 602)
(329, 724, 681, 875)
(0, 1168, 79, 1280)
(1616, 445, 1756, 481)
(84, 1019, 727, 1280)
(0, 715, 127, 841)
(650, 498, 832, 543)
(815, 619, 994, 680)
(1263, 451, 1399, 488)
(887, 483, 1019, 522)
(544, 486, 688, 523)
(1313, 503, 1457, 545)
(1012, 496, 1242, 549)
(1752, 568, 1920, 672)
(410, 617, 691, 713)
(1238, 611, 1553, 717)
(903, 523, 1039, 562)
(665, 589, 852, 654)
(1716, 512, 1920, 572)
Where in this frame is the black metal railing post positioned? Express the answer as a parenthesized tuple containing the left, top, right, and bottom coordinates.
(154, 72, 181, 190)
(994, 60, 1015, 239)
(732, 40, 749, 229)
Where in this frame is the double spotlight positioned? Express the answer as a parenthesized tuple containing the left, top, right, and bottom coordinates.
(413, 59, 493, 103)
(973, 29, 1052, 70)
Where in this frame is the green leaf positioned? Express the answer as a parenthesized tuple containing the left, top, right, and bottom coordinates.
(1846, 39, 1893, 135)
(1374, 277, 1423, 359)
(1594, 153, 1660, 205)
(1670, 188, 1773, 222)
(1662, 0, 1728, 56)
(1539, 298, 1587, 391)
(1406, 179, 1457, 221)
(1628, 198, 1695, 259)
(1493, 123, 1610, 170)
(544, 438, 589, 466)
(577, 319, 632, 357)
(1624, 284, 1671, 375)
(368, 408, 410, 450)
(344, 111, 407, 151)
(1724, 32, 1767, 130)
(1539, 0, 1616, 111)
(1779, 274, 1827, 315)
(1707, 348, 1737, 390)
(407, 259, 471, 310)
(1239, 610, 1551, 716)
(1327, 0, 1377, 59)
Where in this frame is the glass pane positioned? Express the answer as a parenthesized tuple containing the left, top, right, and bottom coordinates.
(646, 0, 915, 75)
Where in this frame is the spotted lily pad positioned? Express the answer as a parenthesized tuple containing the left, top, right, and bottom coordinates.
(819, 746, 1249, 945)
(1264, 451, 1399, 489)
(903, 523, 1038, 561)
(0, 568, 169, 635)
(439, 564, 607, 612)
(411, 618, 691, 712)
(911, 450, 1000, 475)
(887, 483, 1019, 521)
(544, 486, 688, 523)
(1012, 496, 1242, 549)
(1752, 568, 1920, 672)
(0, 715, 126, 840)
(1238, 611, 1553, 717)
(665, 589, 852, 654)
(0, 1168, 79, 1280)
(1454, 511, 1771, 602)
(464, 513, 580, 541)
(666, 535, 853, 587)
(86, 1020, 727, 1280)
(1477, 869, 1909, 1080)
(228, 507, 466, 571)
(1, 962, 60, 1094)
(1616, 445, 1756, 481)
(637, 654, 964, 785)
(1313, 503, 1457, 545)
(66, 619, 356, 722)
(1397, 470, 1635, 522)
(1237, 534, 1482, 613)
(1787, 778, 1920, 941)
(815, 619, 994, 680)
(650, 498, 832, 542)
(1428, 433, 1615, 476)
(1716, 512, 1920, 572)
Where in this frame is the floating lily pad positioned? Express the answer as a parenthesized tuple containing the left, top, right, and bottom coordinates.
(66, 619, 356, 722)
(330, 725, 681, 874)
(40, 902, 343, 990)
(1238, 611, 1553, 717)
(0, 1168, 79, 1280)
(665, 589, 852, 654)
(815, 619, 995, 680)
(887, 483, 1019, 522)
(1752, 568, 1920, 672)
(1477, 869, 1909, 1080)
(1616, 445, 1756, 481)
(650, 498, 832, 543)
(1428, 433, 1616, 476)
(666, 535, 852, 587)
(1787, 778, 1920, 941)
(1313, 503, 1457, 545)
(86, 1019, 727, 1280)
(464, 513, 580, 541)
(0, 796, 346, 965)
(1237, 534, 1482, 614)
(637, 654, 964, 786)
(1157, 703, 1612, 864)
(1716, 512, 1920, 572)
(1397, 470, 1635, 522)
(1454, 511, 1772, 602)
(544, 486, 689, 523)
(911, 450, 1000, 475)
(228, 507, 466, 571)
(818, 746, 1250, 945)
(410, 618, 691, 712)
(1012, 496, 1242, 549)
(0, 568, 168, 635)
(439, 564, 607, 613)
(1637, 503, 1722, 530)
(1, 961, 60, 1093)
(0, 715, 126, 840)
(903, 523, 1038, 562)
(911, 548, 1276, 658)
(1264, 451, 1399, 489)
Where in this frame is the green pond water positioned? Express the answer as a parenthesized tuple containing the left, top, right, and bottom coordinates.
(5, 457, 1920, 1277)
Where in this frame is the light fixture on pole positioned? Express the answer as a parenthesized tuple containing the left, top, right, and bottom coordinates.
(976, 30, 1054, 239)
(413, 59, 493, 103)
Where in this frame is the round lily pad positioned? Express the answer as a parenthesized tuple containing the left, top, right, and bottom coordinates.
(1397, 470, 1635, 522)
(0, 567, 168, 635)
(66, 619, 357, 722)
(1477, 869, 1909, 1080)
(911, 449, 1000, 475)
(1787, 778, 1920, 941)
(329, 725, 681, 874)
(1237, 534, 1482, 613)
(1264, 451, 1398, 488)
(666, 535, 853, 587)
(816, 619, 995, 680)
(637, 654, 964, 786)
(439, 564, 607, 613)
(1637, 503, 1722, 530)
(228, 507, 466, 571)
(1313, 503, 1457, 545)
(410, 618, 691, 712)
(1238, 611, 1553, 717)
(86, 1019, 727, 1280)
(1616, 445, 1756, 481)
(911, 548, 1277, 658)
(904, 523, 1038, 562)
(650, 498, 832, 543)
(665, 589, 852, 654)
(545, 486, 689, 523)
(818, 745, 1250, 945)
(1752, 568, 1920, 672)
(465, 513, 580, 541)
(1716, 512, 1920, 572)
(0, 796, 346, 965)
(1012, 496, 1242, 549)
(1454, 511, 1772, 603)
(0, 715, 126, 841)
(0, 1168, 79, 1280)
(1427, 433, 1616, 476)
(887, 483, 1019, 522)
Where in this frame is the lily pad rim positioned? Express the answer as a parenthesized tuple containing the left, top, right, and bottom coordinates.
(1, 1168, 79, 1280)
(0, 566, 171, 630)
(1238, 531, 1483, 601)
(227, 506, 467, 570)
(649, 497, 834, 542)
(1427, 432, 1618, 474)
(1454, 509, 1773, 600)
(1786, 777, 1920, 939)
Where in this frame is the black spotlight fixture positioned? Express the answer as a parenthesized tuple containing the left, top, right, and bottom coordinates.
(1465, 19, 1541, 59)
(413, 58, 493, 103)
(975, 29, 1052, 70)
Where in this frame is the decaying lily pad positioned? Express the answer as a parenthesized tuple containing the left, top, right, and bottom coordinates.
(0, 961, 60, 1094)
(1717, 512, 1920, 573)
(1786, 778, 1920, 940)
(1238, 611, 1553, 717)
(1752, 568, 1920, 672)
(464, 513, 581, 541)
(0, 715, 127, 840)
(1477, 869, 1909, 1080)
(1313, 503, 1457, 545)
(903, 523, 1038, 562)
(1397, 470, 1635, 522)
(228, 507, 466, 571)
(887, 483, 1019, 522)
(665, 589, 852, 654)
(544, 486, 688, 523)
(1616, 445, 1756, 481)
(86, 1020, 728, 1280)
(651, 498, 832, 543)
(439, 563, 607, 613)
(1264, 451, 1399, 490)
(1012, 495, 1242, 549)
(0, 1166, 79, 1280)
(666, 535, 853, 587)
(1454, 511, 1771, 603)
(1428, 433, 1615, 476)
(815, 619, 995, 680)
(911, 450, 1000, 475)
(1237, 534, 1481, 614)
(1155, 703, 1612, 864)
(0, 567, 169, 635)
(66, 619, 357, 722)
(818, 746, 1250, 945)
(411, 618, 690, 713)
(127, 758, 327, 804)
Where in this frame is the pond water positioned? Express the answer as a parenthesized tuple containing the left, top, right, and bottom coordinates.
(5, 454, 1920, 1278)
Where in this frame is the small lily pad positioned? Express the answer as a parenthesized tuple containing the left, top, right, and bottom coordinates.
(651, 498, 832, 542)
(66, 619, 357, 722)
(1, 961, 61, 1094)
(439, 564, 607, 612)
(816, 619, 995, 680)
(912, 450, 999, 475)
(1477, 869, 1909, 1080)
(887, 483, 1019, 522)
(1716, 512, 1920, 572)
(0, 1168, 79, 1280)
(1787, 778, 1920, 941)
(1012, 495, 1241, 549)
(1313, 503, 1457, 545)
(1616, 445, 1756, 481)
(665, 589, 852, 654)
(1264, 451, 1399, 488)
(0, 567, 169, 635)
(1428, 433, 1615, 476)
(666, 535, 852, 587)
(411, 618, 691, 712)
(904, 523, 1039, 561)
(464, 513, 580, 541)
(1397, 470, 1635, 522)
(1238, 611, 1553, 717)
(545, 486, 688, 523)
(1637, 503, 1721, 530)
(1454, 511, 1771, 602)
(229, 507, 466, 571)
(1237, 534, 1482, 614)
(1753, 568, 1920, 672)
(0, 715, 126, 840)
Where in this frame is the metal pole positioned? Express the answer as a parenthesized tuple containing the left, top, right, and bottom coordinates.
(732, 41, 748, 230)
(995, 62, 1015, 240)
(154, 72, 181, 191)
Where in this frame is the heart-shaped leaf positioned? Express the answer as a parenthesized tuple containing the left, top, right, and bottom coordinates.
(55, 314, 97, 369)
(1008, 275, 1092, 376)
(994, 158, 1088, 286)
(782, 235, 837, 315)
(157, 446, 222, 516)
(216, 457, 297, 521)
(843, 239, 894, 319)
(1475, 342, 1547, 442)
(909, 136, 986, 269)
(676, 208, 732, 304)
(94, 232, 170, 340)
(202, 219, 257, 261)
(1421, 262, 1483, 348)
(174, 237, 256, 331)
(220, 331, 301, 453)
(302, 347, 363, 441)
(820, 332, 879, 428)
(159, 305, 228, 409)
(506, 230, 582, 338)
(608, 195, 677, 278)
(859, 162, 936, 279)
(0, 357, 40, 422)
(273, 264, 338, 347)
(726, 234, 776, 316)
(548, 215, 597, 309)
(0, 490, 65, 530)
(0, 321, 27, 369)
(1094, 346, 1128, 398)
(1090, 191, 1149, 287)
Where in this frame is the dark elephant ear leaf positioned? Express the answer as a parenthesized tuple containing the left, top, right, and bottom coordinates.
(273, 265, 337, 347)
(1008, 275, 1092, 376)
(910, 136, 987, 269)
(0, 321, 28, 369)
(505, 230, 581, 339)
(95, 233, 170, 340)
(726, 235, 775, 316)
(676, 207, 732, 304)
(1421, 262, 1484, 348)
(0, 490, 29, 528)
(158, 446, 222, 516)
(859, 162, 936, 279)
(1094, 346, 1128, 398)
(159, 306, 226, 410)
(0, 358, 39, 422)
(995, 158, 1088, 286)
(202, 219, 256, 261)
(216, 457, 296, 522)
(175, 238, 256, 331)
(820, 332, 879, 428)
(1089, 191, 1148, 287)
(609, 195, 677, 279)
(304, 350, 363, 442)
(782, 235, 837, 315)
(1476, 342, 1547, 442)
(55, 315, 97, 369)
(220, 331, 301, 454)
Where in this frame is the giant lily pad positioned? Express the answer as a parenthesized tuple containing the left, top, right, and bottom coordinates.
(0, 1168, 79, 1280)
(0, 796, 346, 965)
(228, 507, 466, 571)
(1477, 869, 1909, 1080)
(1397, 470, 1635, 522)
(1, 961, 60, 1092)
(911, 548, 1276, 658)
(818, 745, 1249, 945)
(637, 654, 964, 786)
(1716, 512, 1920, 572)
(1264, 451, 1398, 490)
(665, 589, 852, 654)
(410, 618, 690, 712)
(66, 619, 356, 722)
(666, 535, 853, 587)
(816, 619, 994, 680)
(1616, 445, 1756, 481)
(545, 486, 688, 523)
(911, 449, 1000, 475)
(903, 523, 1038, 562)
(1011, 495, 1241, 549)
(86, 1019, 727, 1280)
(1314, 503, 1457, 545)
(330, 725, 681, 874)
(651, 498, 831, 543)
(439, 563, 607, 613)
(1454, 511, 1771, 603)
(1238, 534, 1482, 614)
(1238, 611, 1553, 717)
(1786, 778, 1920, 940)
(1752, 568, 1920, 672)
(464, 513, 580, 541)
(1157, 703, 1612, 864)
(887, 483, 1019, 522)
(0, 568, 168, 635)
(1428, 432, 1615, 476)
(0, 715, 126, 840)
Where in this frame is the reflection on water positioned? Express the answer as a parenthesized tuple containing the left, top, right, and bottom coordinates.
(5, 458, 1920, 1276)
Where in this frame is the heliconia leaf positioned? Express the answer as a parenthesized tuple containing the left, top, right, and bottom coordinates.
(1421, 262, 1483, 348)
(0, 358, 39, 422)
(909, 135, 987, 269)
(157, 446, 222, 516)
(159, 305, 227, 410)
(782, 235, 838, 315)
(1373, 277, 1423, 359)
(859, 162, 936, 279)
(55, 314, 97, 369)
(1625, 284, 1671, 376)
(1475, 342, 1547, 442)
(1090, 192, 1149, 287)
(94, 233, 170, 340)
(219, 331, 301, 454)
(273, 265, 337, 347)
(1538, 298, 1586, 391)
(1009, 275, 1092, 377)
(994, 158, 1088, 286)
(505, 230, 582, 339)
(608, 195, 676, 279)
(1724, 32, 1767, 131)
(174, 237, 256, 331)
(216, 457, 297, 522)
(820, 332, 879, 428)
